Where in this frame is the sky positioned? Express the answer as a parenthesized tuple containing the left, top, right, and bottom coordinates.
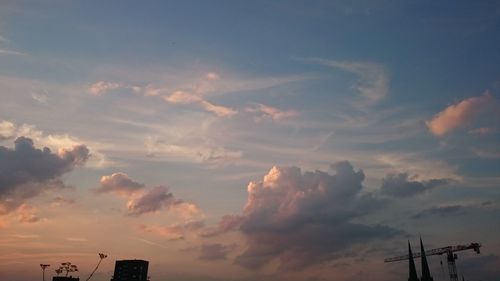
(0, 1, 499, 281)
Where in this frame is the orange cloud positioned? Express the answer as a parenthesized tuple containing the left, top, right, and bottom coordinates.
(426, 92, 496, 136)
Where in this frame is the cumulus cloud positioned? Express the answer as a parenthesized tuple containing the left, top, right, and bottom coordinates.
(94, 172, 145, 196)
(380, 173, 449, 197)
(426, 92, 497, 136)
(126, 186, 202, 217)
(246, 103, 298, 121)
(212, 162, 398, 270)
(0, 120, 112, 169)
(95, 173, 202, 218)
(198, 243, 237, 261)
(88, 81, 122, 95)
(0, 137, 89, 214)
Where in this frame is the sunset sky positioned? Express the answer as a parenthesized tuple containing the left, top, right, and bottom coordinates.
(1, 1, 500, 281)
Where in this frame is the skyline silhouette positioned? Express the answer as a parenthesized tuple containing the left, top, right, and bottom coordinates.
(1, 1, 500, 281)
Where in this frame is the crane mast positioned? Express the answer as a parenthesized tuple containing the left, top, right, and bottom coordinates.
(384, 242, 481, 281)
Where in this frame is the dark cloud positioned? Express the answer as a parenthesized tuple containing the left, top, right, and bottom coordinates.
(127, 186, 181, 216)
(0, 137, 89, 214)
(380, 173, 449, 197)
(94, 172, 145, 195)
(198, 243, 237, 261)
(213, 161, 398, 270)
(411, 205, 466, 219)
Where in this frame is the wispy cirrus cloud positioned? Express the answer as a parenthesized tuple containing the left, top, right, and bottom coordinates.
(301, 58, 389, 106)
(245, 103, 298, 121)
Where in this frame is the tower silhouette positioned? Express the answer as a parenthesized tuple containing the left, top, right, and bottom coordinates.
(408, 241, 419, 281)
(420, 238, 434, 281)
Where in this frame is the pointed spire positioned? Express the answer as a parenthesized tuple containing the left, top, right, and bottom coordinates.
(408, 241, 419, 281)
(420, 237, 433, 281)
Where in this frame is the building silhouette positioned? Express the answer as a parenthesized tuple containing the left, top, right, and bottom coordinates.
(110, 259, 149, 281)
(53, 277, 80, 281)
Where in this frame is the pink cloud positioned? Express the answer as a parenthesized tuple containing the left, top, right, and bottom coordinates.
(16, 204, 40, 224)
(246, 103, 298, 121)
(199, 100, 237, 117)
(163, 91, 202, 104)
(88, 81, 121, 96)
(426, 92, 496, 136)
(210, 162, 398, 270)
(94, 172, 145, 196)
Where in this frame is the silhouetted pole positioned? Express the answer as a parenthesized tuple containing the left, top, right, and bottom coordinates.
(85, 253, 108, 281)
(40, 264, 50, 281)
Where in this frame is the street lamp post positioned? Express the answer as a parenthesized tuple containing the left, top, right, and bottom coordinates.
(40, 264, 50, 281)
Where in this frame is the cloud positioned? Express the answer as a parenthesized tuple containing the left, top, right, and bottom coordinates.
(94, 173, 203, 218)
(0, 120, 15, 140)
(206, 72, 220, 81)
(0, 49, 26, 56)
(380, 173, 449, 197)
(94, 172, 145, 196)
(304, 58, 389, 105)
(31, 91, 48, 104)
(127, 186, 176, 216)
(162, 90, 237, 117)
(0, 120, 113, 169)
(50, 196, 76, 207)
(246, 103, 298, 121)
(139, 220, 206, 240)
(198, 243, 237, 261)
(199, 100, 237, 117)
(468, 127, 496, 135)
(212, 161, 398, 270)
(411, 205, 466, 219)
(164, 90, 203, 104)
(426, 92, 497, 136)
(0, 137, 89, 214)
(88, 81, 121, 96)
(16, 204, 40, 223)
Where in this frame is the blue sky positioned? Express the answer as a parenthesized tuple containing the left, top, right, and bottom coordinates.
(0, 1, 499, 281)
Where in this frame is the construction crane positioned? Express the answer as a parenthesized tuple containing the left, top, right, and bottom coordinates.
(384, 242, 481, 281)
